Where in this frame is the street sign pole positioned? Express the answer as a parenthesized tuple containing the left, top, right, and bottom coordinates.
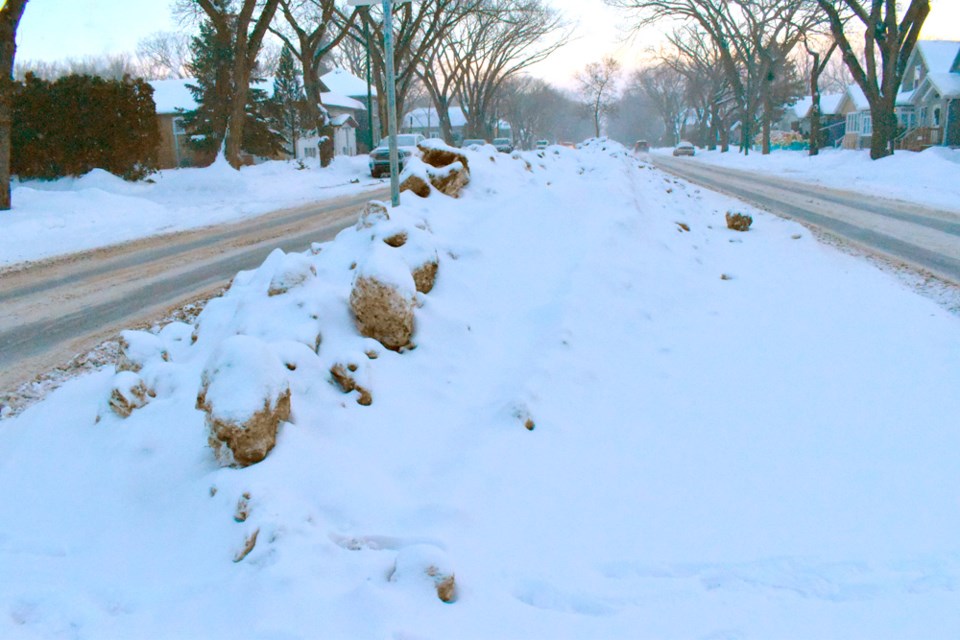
(348, 0, 409, 207)
(382, 0, 401, 207)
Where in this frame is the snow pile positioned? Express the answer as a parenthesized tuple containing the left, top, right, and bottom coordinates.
(2, 140, 960, 638)
(1, 154, 373, 267)
(659, 145, 960, 212)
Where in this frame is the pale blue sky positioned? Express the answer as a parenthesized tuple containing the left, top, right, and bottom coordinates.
(14, 0, 960, 87)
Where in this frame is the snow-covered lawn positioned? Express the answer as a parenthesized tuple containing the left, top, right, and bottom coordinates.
(652, 145, 960, 213)
(1, 141, 959, 638)
(0, 154, 377, 268)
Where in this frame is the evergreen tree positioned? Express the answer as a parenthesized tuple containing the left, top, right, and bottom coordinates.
(182, 17, 282, 163)
(270, 44, 307, 157)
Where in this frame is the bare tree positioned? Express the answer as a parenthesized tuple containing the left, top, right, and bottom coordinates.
(798, 33, 838, 155)
(577, 57, 621, 138)
(1, 0, 28, 211)
(343, 0, 462, 139)
(177, 0, 281, 168)
(606, 0, 815, 154)
(634, 64, 686, 146)
(269, 0, 355, 166)
(438, 0, 572, 139)
(137, 31, 194, 79)
(815, 0, 930, 159)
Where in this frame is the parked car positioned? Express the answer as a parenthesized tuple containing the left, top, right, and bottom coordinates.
(535, 139, 549, 150)
(368, 134, 425, 177)
(673, 140, 695, 157)
(461, 139, 486, 148)
(633, 139, 650, 153)
(492, 137, 513, 153)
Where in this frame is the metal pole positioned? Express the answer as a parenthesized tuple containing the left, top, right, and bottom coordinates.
(363, 8, 374, 151)
(383, 0, 400, 207)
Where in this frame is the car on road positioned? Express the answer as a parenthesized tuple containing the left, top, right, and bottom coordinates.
(633, 139, 650, 153)
(461, 139, 487, 149)
(535, 139, 550, 150)
(673, 140, 696, 157)
(492, 138, 513, 153)
(368, 134, 425, 177)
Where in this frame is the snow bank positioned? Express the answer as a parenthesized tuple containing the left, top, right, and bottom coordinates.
(658, 145, 960, 212)
(1, 154, 373, 267)
(2, 139, 960, 638)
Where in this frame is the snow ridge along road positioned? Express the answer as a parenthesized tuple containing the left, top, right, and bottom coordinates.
(0, 188, 388, 394)
(652, 154, 960, 285)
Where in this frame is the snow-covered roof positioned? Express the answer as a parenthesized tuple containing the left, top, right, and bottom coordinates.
(149, 78, 364, 115)
(403, 106, 468, 129)
(150, 79, 198, 114)
(841, 84, 914, 113)
(789, 92, 845, 119)
(321, 92, 366, 111)
(320, 68, 377, 98)
(920, 72, 960, 99)
(915, 40, 960, 74)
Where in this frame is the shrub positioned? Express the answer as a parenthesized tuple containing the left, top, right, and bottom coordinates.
(12, 73, 160, 181)
(725, 211, 753, 232)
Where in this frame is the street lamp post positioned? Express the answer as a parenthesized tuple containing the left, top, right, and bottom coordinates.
(348, 0, 410, 207)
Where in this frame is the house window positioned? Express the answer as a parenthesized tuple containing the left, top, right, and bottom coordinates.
(920, 107, 928, 125)
(862, 115, 872, 135)
(304, 147, 317, 158)
(934, 107, 941, 127)
(846, 112, 860, 133)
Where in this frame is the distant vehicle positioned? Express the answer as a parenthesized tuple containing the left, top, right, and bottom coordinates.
(535, 139, 549, 150)
(673, 140, 695, 157)
(492, 138, 513, 153)
(368, 134, 425, 177)
(461, 139, 486, 148)
(634, 139, 650, 153)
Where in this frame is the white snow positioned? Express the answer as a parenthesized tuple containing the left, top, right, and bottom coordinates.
(0, 156, 376, 267)
(1, 140, 959, 638)
(655, 145, 960, 212)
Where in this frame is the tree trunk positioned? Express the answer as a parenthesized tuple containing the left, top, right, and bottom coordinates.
(0, 0, 28, 211)
(870, 103, 898, 160)
(809, 72, 822, 156)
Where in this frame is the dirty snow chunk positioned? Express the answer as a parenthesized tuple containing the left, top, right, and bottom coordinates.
(117, 329, 168, 373)
(107, 370, 154, 418)
(196, 335, 291, 467)
(399, 157, 470, 198)
(267, 252, 317, 296)
(350, 245, 417, 351)
(390, 544, 457, 603)
(356, 200, 390, 229)
(418, 139, 470, 171)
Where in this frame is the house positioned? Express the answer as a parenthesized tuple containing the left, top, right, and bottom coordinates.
(295, 92, 365, 162)
(320, 68, 378, 153)
(836, 84, 916, 150)
(780, 93, 846, 147)
(836, 40, 960, 151)
(401, 105, 511, 145)
(149, 78, 366, 169)
(900, 40, 960, 149)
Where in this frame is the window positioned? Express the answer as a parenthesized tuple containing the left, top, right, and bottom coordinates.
(846, 112, 860, 133)
(934, 108, 941, 127)
(304, 147, 317, 158)
(173, 117, 187, 134)
(862, 115, 872, 135)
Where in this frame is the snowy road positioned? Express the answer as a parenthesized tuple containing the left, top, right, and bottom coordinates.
(652, 154, 960, 285)
(0, 188, 387, 394)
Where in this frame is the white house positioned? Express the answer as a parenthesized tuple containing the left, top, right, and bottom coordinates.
(320, 68, 378, 152)
(401, 106, 510, 145)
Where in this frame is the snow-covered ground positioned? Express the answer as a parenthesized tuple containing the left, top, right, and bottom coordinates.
(0, 154, 376, 268)
(652, 145, 960, 213)
(2, 141, 959, 638)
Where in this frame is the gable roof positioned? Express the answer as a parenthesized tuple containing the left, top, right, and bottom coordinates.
(404, 106, 468, 128)
(914, 40, 960, 75)
(788, 92, 844, 119)
(320, 68, 377, 98)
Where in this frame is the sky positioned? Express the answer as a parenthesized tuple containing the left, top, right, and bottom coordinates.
(13, 0, 960, 87)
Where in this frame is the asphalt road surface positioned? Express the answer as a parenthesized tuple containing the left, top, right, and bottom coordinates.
(0, 187, 388, 394)
(652, 154, 960, 286)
